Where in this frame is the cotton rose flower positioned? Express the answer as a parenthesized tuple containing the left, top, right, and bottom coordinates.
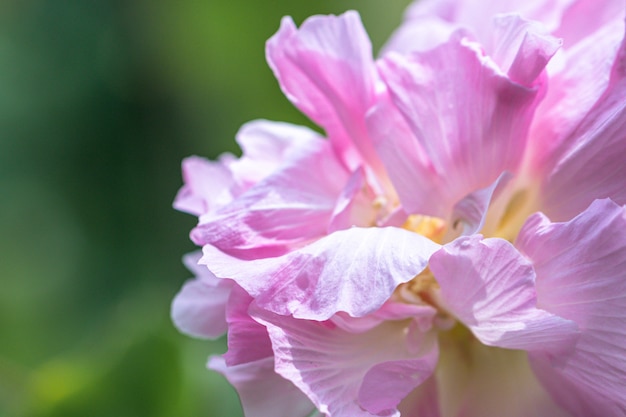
(172, 1, 626, 416)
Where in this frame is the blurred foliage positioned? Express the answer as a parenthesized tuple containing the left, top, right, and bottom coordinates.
(0, 0, 411, 415)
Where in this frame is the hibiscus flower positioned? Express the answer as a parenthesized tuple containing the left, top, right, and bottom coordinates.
(172, 1, 626, 416)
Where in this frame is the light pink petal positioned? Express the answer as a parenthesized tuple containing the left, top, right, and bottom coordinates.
(517, 198, 626, 416)
(393, 0, 573, 51)
(530, 16, 624, 175)
(328, 166, 376, 232)
(369, 35, 543, 219)
(451, 171, 511, 236)
(191, 136, 348, 258)
(171, 252, 233, 339)
(489, 14, 561, 86)
(201, 226, 440, 321)
(430, 235, 579, 353)
(266, 12, 385, 176)
(230, 119, 322, 189)
(535, 30, 626, 221)
(209, 356, 318, 417)
(253, 309, 438, 417)
(331, 301, 437, 334)
(222, 286, 273, 366)
(173, 155, 236, 217)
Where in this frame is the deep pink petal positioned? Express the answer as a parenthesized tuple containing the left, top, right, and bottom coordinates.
(209, 356, 318, 417)
(553, 0, 625, 47)
(170, 252, 233, 339)
(191, 136, 348, 258)
(369, 35, 544, 220)
(430, 235, 578, 353)
(397, 376, 441, 417)
(517, 198, 626, 416)
(535, 30, 626, 220)
(266, 12, 387, 179)
(201, 226, 440, 321)
(222, 286, 273, 366)
(253, 309, 438, 417)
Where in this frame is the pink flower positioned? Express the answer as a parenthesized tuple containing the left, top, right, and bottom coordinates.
(172, 1, 626, 416)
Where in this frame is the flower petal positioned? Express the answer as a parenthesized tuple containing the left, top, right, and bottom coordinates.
(201, 227, 440, 320)
(171, 252, 233, 339)
(266, 12, 385, 176)
(231, 120, 323, 189)
(222, 285, 273, 366)
(209, 356, 318, 417)
(451, 171, 511, 236)
(369, 35, 544, 219)
(253, 309, 438, 417)
(191, 136, 348, 258)
(535, 28, 626, 220)
(517, 198, 626, 416)
(173, 155, 236, 217)
(328, 166, 376, 233)
(430, 235, 579, 353)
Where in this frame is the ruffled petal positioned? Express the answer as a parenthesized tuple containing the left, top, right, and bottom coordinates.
(328, 166, 377, 232)
(231, 120, 323, 189)
(451, 171, 511, 236)
(517, 198, 626, 416)
(430, 235, 579, 353)
(191, 136, 348, 258)
(222, 286, 273, 366)
(369, 35, 544, 220)
(535, 28, 626, 220)
(253, 309, 438, 417)
(266, 12, 388, 181)
(171, 252, 233, 339)
(489, 14, 561, 86)
(209, 356, 318, 417)
(173, 155, 236, 217)
(390, 0, 572, 52)
(201, 226, 440, 321)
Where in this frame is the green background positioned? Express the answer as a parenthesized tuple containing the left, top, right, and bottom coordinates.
(0, 1, 411, 415)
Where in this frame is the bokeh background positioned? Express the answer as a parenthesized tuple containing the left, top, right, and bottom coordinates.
(0, 1, 412, 416)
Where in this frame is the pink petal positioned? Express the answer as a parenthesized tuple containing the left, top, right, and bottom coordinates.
(554, 0, 625, 47)
(534, 29, 626, 221)
(528, 17, 624, 180)
(209, 356, 318, 417)
(191, 136, 348, 258)
(170, 252, 233, 339)
(489, 14, 561, 86)
(430, 235, 579, 353)
(393, 0, 572, 51)
(451, 171, 511, 236)
(266, 12, 385, 176)
(516, 198, 626, 416)
(369, 35, 543, 220)
(328, 166, 376, 232)
(253, 309, 438, 417)
(173, 155, 236, 217)
(222, 286, 273, 366)
(230, 119, 322, 189)
(397, 376, 441, 417)
(201, 226, 440, 321)
(331, 301, 437, 334)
